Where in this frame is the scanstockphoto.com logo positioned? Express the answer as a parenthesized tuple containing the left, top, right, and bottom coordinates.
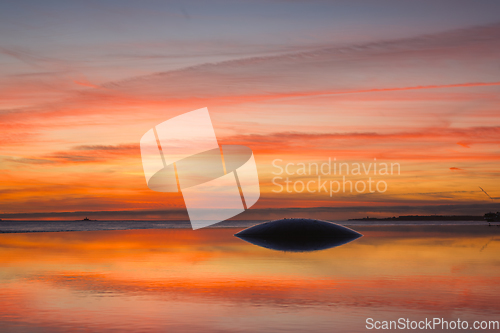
(140, 108, 260, 230)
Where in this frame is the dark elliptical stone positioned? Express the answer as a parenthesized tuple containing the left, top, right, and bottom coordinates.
(235, 218, 362, 252)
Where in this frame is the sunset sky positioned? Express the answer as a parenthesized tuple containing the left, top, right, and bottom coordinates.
(1, 0, 499, 220)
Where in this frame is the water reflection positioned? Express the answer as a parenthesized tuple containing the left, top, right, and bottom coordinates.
(235, 234, 361, 252)
(0, 225, 499, 333)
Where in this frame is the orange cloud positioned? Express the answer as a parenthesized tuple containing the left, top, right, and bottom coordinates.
(73, 79, 100, 89)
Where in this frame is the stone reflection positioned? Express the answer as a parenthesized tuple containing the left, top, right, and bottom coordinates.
(235, 218, 362, 252)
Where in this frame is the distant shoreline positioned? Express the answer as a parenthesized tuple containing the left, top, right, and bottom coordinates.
(349, 215, 485, 221)
(0, 219, 496, 234)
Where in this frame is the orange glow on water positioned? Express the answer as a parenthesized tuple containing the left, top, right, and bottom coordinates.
(0, 227, 499, 331)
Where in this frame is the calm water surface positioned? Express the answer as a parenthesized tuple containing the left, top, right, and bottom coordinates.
(0, 225, 499, 332)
